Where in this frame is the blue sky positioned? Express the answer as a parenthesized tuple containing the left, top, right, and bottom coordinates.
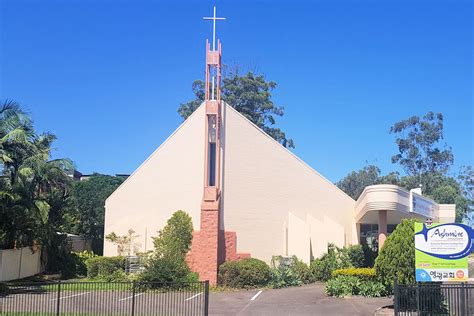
(1, 0, 472, 182)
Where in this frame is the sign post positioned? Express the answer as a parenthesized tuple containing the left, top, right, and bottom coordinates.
(415, 222, 473, 282)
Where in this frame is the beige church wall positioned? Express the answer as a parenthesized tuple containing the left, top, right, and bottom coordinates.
(287, 212, 311, 263)
(306, 214, 326, 259)
(104, 105, 206, 256)
(221, 104, 356, 264)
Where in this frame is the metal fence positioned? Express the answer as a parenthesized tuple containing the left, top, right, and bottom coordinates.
(0, 280, 209, 316)
(394, 279, 474, 315)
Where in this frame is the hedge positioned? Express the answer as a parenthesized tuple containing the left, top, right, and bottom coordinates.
(331, 268, 376, 279)
(218, 258, 271, 288)
(86, 256, 126, 279)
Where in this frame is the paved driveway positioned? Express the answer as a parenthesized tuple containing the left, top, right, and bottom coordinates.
(209, 283, 392, 316)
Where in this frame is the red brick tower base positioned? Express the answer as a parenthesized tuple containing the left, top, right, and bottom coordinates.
(187, 195, 220, 285)
(186, 191, 250, 285)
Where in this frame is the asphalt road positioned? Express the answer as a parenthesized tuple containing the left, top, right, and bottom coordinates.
(0, 283, 391, 315)
(209, 283, 392, 316)
(0, 289, 206, 315)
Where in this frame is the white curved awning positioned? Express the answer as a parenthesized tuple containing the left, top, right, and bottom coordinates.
(354, 184, 455, 224)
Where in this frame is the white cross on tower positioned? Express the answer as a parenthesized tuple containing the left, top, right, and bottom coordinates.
(203, 6, 226, 51)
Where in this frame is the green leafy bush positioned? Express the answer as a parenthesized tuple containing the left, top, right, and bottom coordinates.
(140, 254, 191, 283)
(75, 251, 97, 276)
(58, 252, 83, 279)
(331, 268, 376, 279)
(325, 275, 360, 297)
(290, 258, 314, 284)
(375, 218, 416, 290)
(357, 279, 386, 297)
(152, 210, 193, 257)
(218, 258, 271, 288)
(344, 245, 365, 268)
(361, 242, 378, 267)
(270, 265, 303, 288)
(102, 269, 129, 282)
(86, 256, 125, 279)
(140, 210, 195, 284)
(325, 275, 386, 297)
(311, 244, 352, 281)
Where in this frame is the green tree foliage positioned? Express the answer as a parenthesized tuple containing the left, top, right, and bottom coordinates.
(374, 218, 416, 290)
(152, 210, 193, 257)
(336, 165, 384, 200)
(390, 112, 453, 176)
(0, 100, 73, 253)
(106, 229, 139, 256)
(68, 174, 124, 254)
(141, 211, 194, 283)
(178, 71, 294, 148)
(337, 111, 471, 221)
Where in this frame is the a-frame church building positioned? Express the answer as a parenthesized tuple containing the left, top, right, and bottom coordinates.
(103, 8, 455, 285)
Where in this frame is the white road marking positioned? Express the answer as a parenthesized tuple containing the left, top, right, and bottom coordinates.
(250, 290, 263, 301)
(185, 292, 202, 301)
(51, 292, 90, 301)
(118, 292, 144, 302)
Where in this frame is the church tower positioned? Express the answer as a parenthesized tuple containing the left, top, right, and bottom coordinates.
(186, 6, 225, 285)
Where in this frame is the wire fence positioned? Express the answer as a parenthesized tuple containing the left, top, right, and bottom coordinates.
(394, 279, 474, 316)
(0, 280, 209, 316)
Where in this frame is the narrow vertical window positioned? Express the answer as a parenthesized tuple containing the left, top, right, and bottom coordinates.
(208, 115, 217, 186)
(209, 143, 216, 186)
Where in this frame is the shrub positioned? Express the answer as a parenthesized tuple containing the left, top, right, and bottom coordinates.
(86, 256, 125, 279)
(325, 275, 386, 297)
(310, 244, 352, 281)
(332, 268, 376, 279)
(75, 251, 97, 276)
(375, 218, 416, 291)
(140, 210, 195, 285)
(290, 258, 314, 284)
(270, 265, 303, 288)
(325, 275, 360, 297)
(357, 279, 387, 297)
(361, 241, 377, 267)
(153, 210, 193, 257)
(140, 254, 191, 284)
(218, 258, 271, 288)
(102, 269, 129, 282)
(344, 245, 365, 268)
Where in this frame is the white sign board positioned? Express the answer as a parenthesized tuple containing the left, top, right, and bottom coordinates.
(410, 191, 435, 218)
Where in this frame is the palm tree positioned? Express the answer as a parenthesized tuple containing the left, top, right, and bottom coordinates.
(0, 99, 73, 251)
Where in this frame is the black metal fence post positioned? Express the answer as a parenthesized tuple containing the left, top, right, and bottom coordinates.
(204, 280, 209, 316)
(393, 276, 399, 316)
(416, 282, 420, 315)
(56, 280, 61, 316)
(461, 282, 466, 316)
(131, 281, 136, 316)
